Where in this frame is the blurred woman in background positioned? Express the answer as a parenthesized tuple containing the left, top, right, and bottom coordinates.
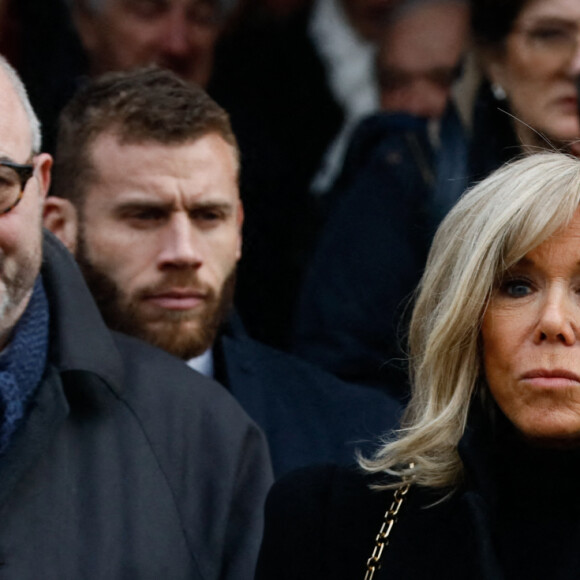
(471, 0, 580, 174)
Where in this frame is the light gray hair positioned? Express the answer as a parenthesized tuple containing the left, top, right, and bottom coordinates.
(0, 56, 42, 154)
(361, 152, 580, 489)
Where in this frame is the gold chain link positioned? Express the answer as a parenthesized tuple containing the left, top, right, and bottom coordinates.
(364, 465, 414, 580)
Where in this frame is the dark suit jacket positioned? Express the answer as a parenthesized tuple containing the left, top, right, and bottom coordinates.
(214, 317, 401, 478)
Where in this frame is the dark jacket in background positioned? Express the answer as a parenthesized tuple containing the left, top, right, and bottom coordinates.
(292, 113, 440, 400)
(291, 104, 509, 402)
(215, 316, 401, 478)
(211, 4, 343, 348)
(14, 0, 86, 156)
(0, 232, 273, 579)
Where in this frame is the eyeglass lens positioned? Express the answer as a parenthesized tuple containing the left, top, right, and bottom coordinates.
(0, 161, 34, 215)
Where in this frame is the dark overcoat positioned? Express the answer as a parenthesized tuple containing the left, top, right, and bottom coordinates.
(0, 233, 273, 579)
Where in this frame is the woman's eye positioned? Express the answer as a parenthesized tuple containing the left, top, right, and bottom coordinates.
(527, 26, 572, 45)
(501, 279, 533, 298)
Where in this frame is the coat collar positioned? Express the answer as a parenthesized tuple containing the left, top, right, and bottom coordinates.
(41, 230, 124, 395)
(213, 311, 256, 392)
(0, 233, 125, 509)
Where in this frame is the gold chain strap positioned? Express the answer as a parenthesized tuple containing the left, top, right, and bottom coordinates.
(364, 467, 414, 580)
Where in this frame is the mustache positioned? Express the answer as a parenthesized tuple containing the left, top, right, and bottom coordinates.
(135, 274, 216, 301)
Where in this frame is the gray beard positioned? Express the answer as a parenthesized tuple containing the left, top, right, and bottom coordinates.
(0, 244, 41, 346)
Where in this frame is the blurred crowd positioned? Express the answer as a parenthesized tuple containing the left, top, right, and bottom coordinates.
(2, 0, 579, 403)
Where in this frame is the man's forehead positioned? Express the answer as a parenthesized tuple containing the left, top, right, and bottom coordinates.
(89, 130, 236, 167)
(85, 131, 239, 203)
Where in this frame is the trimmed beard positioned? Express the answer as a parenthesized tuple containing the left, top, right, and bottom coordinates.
(75, 233, 236, 360)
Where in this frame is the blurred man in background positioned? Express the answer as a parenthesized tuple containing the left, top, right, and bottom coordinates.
(68, 0, 237, 86)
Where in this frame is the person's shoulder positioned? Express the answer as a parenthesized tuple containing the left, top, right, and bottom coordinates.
(114, 331, 225, 396)
(111, 331, 264, 442)
(224, 331, 400, 437)
(269, 463, 387, 519)
(272, 463, 431, 513)
(228, 332, 332, 378)
(227, 332, 384, 394)
(230, 333, 400, 415)
(257, 464, 390, 579)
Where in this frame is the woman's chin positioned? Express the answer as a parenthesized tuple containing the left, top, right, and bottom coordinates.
(517, 421, 580, 448)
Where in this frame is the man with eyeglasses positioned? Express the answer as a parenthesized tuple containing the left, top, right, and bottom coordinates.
(0, 55, 273, 579)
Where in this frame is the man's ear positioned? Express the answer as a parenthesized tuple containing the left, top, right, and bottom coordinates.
(43, 197, 79, 254)
(35, 153, 52, 199)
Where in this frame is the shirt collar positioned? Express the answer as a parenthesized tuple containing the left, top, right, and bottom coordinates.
(308, 0, 378, 119)
(187, 349, 214, 378)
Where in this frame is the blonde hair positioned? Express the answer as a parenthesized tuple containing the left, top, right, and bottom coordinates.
(361, 152, 580, 488)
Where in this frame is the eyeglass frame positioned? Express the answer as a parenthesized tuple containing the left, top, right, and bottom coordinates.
(0, 159, 35, 216)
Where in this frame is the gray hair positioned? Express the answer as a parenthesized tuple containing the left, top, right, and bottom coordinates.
(361, 152, 580, 489)
(0, 56, 42, 154)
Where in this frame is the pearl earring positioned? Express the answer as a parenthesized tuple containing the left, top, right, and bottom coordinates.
(491, 83, 507, 100)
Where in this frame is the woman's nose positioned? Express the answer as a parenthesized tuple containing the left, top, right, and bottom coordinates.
(534, 290, 577, 345)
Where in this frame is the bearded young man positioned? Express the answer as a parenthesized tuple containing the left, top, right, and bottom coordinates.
(0, 56, 272, 579)
(46, 66, 400, 478)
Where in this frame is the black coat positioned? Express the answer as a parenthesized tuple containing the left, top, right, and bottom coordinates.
(292, 114, 437, 399)
(210, 4, 343, 348)
(256, 403, 580, 579)
(215, 318, 402, 478)
(0, 232, 274, 579)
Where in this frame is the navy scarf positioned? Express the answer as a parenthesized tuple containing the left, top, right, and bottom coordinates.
(0, 277, 49, 454)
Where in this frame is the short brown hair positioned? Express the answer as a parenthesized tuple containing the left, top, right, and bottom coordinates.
(52, 66, 239, 206)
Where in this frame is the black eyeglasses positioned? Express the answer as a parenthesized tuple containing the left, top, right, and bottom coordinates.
(0, 159, 35, 215)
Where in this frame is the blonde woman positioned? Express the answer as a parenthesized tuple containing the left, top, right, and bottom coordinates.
(257, 152, 580, 579)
